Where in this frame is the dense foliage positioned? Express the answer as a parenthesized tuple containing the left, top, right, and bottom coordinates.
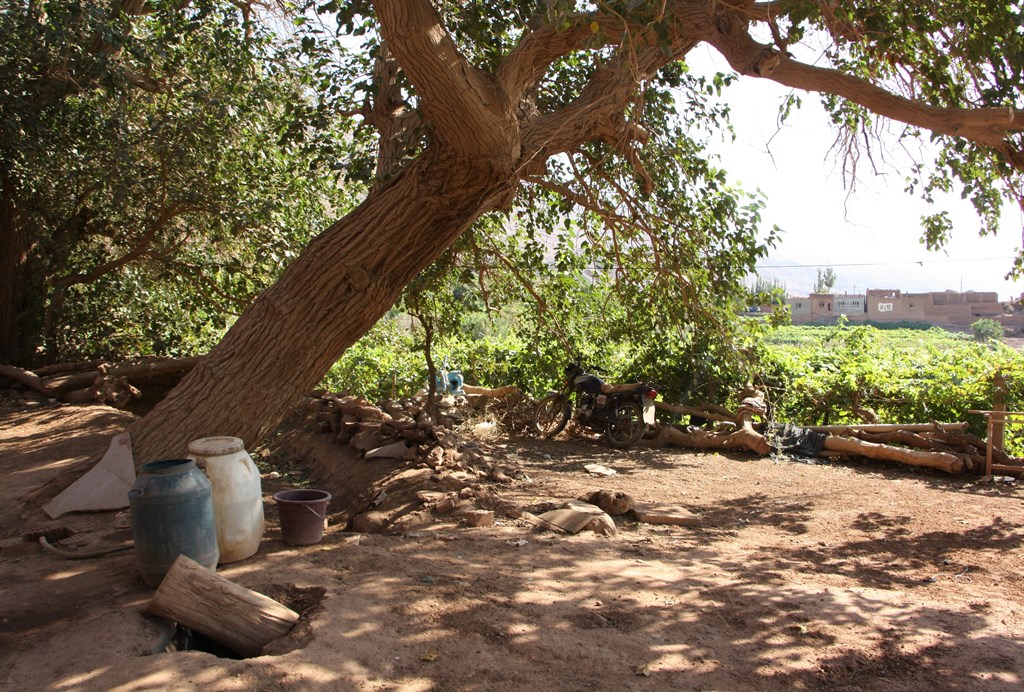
(0, 1, 367, 363)
(759, 323, 1022, 431)
(329, 317, 1023, 447)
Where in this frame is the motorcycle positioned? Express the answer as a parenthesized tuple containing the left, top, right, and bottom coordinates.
(534, 363, 657, 448)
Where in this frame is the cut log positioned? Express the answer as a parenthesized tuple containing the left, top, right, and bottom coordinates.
(144, 554, 299, 658)
(44, 357, 202, 394)
(991, 464, 1024, 478)
(822, 435, 965, 474)
(653, 418, 770, 455)
(655, 401, 736, 424)
(858, 430, 950, 451)
(0, 364, 54, 394)
(462, 384, 521, 398)
(804, 422, 968, 434)
(1, 357, 201, 398)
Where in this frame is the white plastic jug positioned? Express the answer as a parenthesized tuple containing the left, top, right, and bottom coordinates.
(187, 436, 265, 563)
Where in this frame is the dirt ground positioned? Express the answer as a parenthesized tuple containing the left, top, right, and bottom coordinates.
(2, 401, 1023, 691)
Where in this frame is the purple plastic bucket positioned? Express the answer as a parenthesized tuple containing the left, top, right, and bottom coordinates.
(273, 489, 331, 546)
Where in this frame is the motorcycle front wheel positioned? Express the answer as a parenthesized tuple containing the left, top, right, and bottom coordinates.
(605, 401, 647, 448)
(534, 394, 571, 437)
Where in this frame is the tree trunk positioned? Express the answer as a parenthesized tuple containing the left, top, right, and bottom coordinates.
(124, 147, 513, 464)
(0, 178, 33, 366)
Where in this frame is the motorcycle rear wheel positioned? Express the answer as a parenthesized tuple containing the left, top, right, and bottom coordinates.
(534, 394, 571, 437)
(605, 401, 647, 448)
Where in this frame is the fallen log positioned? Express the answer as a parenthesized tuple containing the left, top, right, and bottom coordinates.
(822, 435, 965, 474)
(653, 418, 770, 455)
(804, 422, 968, 434)
(31, 358, 109, 376)
(1, 357, 201, 399)
(462, 384, 521, 398)
(0, 364, 57, 396)
(655, 401, 736, 424)
(144, 555, 299, 658)
(858, 430, 951, 451)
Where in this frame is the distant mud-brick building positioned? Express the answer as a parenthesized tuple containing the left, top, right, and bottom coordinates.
(785, 289, 1003, 326)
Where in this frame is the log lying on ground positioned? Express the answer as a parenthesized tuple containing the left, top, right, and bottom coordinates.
(655, 401, 737, 424)
(144, 555, 299, 658)
(462, 384, 521, 398)
(804, 422, 969, 434)
(1, 356, 201, 404)
(649, 397, 991, 475)
(654, 423, 971, 475)
(653, 415, 770, 455)
(822, 435, 966, 474)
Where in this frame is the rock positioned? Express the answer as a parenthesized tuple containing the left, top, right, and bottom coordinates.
(582, 513, 617, 536)
(416, 490, 448, 504)
(536, 507, 617, 535)
(365, 440, 417, 460)
(349, 429, 385, 452)
(579, 490, 634, 515)
(381, 400, 406, 417)
(350, 511, 389, 534)
(583, 463, 617, 476)
(435, 471, 474, 490)
(434, 495, 463, 514)
(463, 510, 494, 527)
(488, 468, 512, 483)
(425, 446, 446, 468)
(631, 503, 700, 527)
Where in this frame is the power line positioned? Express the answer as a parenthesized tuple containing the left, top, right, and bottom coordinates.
(759, 256, 1016, 269)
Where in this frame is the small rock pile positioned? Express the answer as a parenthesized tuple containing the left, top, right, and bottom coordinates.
(310, 388, 527, 462)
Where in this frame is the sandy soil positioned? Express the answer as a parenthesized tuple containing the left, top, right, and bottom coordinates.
(1, 401, 1023, 691)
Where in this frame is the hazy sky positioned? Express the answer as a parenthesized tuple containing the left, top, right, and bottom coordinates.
(688, 46, 1024, 301)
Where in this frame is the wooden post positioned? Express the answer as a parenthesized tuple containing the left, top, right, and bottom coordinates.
(986, 413, 995, 477)
(992, 371, 1007, 459)
(144, 555, 299, 657)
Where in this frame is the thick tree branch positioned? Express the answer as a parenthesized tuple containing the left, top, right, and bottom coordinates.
(372, 0, 510, 155)
(365, 41, 423, 184)
(707, 12, 1024, 170)
(520, 45, 684, 163)
(497, 16, 623, 108)
(499, 3, 707, 118)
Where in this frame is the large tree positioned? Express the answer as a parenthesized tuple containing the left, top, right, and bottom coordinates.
(22, 1, 1024, 472)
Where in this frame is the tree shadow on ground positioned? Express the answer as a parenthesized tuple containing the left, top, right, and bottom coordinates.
(6, 414, 1023, 690)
